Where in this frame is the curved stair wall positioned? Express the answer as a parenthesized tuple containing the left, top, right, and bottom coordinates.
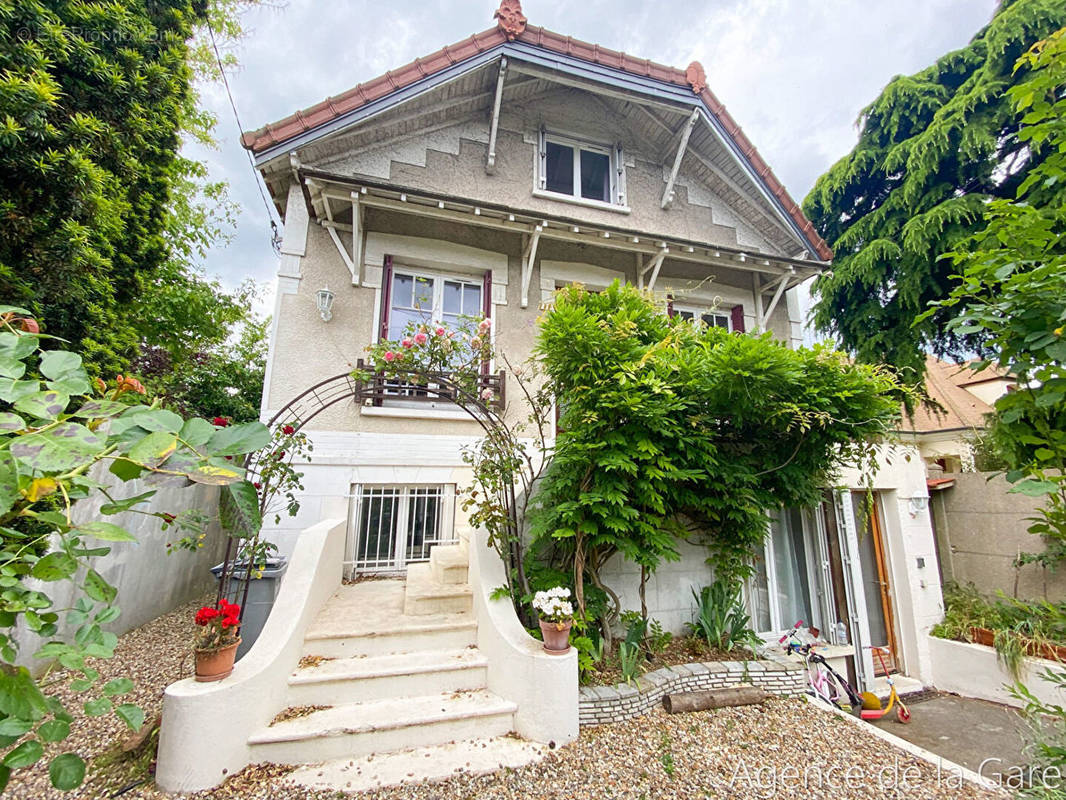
(469, 528, 579, 746)
(155, 518, 347, 793)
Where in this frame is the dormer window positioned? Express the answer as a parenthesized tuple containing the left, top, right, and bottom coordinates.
(537, 130, 627, 209)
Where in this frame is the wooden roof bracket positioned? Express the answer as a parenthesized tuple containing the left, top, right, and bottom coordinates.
(486, 57, 508, 175)
(754, 269, 792, 331)
(520, 223, 542, 307)
(639, 245, 670, 291)
(661, 108, 699, 209)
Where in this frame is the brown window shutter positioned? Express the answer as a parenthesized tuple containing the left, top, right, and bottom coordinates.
(730, 304, 745, 333)
(482, 270, 493, 318)
(379, 255, 393, 341)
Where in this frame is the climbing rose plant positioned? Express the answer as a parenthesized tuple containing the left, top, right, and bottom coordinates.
(359, 314, 555, 615)
(0, 306, 269, 791)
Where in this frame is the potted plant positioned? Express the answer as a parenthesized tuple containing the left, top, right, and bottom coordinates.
(193, 600, 242, 681)
(533, 587, 574, 654)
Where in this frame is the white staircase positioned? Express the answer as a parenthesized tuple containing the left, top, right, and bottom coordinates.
(246, 544, 542, 791)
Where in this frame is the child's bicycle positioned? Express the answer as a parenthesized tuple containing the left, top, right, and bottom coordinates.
(778, 622, 864, 713)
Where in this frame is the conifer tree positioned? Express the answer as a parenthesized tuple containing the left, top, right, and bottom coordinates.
(804, 0, 1066, 376)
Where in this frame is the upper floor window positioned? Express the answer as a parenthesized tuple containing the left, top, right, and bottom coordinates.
(537, 130, 625, 208)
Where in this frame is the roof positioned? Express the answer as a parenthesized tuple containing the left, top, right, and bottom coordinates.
(240, 1, 831, 261)
(902, 356, 998, 434)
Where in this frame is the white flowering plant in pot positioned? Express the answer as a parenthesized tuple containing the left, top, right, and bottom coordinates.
(533, 587, 575, 653)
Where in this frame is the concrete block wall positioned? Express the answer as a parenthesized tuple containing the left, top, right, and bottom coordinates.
(930, 471, 1059, 602)
(16, 473, 227, 676)
(578, 657, 805, 725)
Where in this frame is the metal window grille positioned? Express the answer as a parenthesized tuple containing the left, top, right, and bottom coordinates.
(345, 485, 456, 575)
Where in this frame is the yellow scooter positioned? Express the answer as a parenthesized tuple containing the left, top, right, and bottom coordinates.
(859, 647, 911, 723)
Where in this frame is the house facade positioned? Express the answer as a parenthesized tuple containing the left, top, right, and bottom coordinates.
(247, 0, 938, 701)
(155, 3, 952, 790)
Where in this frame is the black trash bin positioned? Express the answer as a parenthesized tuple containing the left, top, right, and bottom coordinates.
(210, 558, 288, 661)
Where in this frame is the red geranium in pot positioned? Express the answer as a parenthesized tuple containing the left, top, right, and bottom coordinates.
(193, 600, 242, 682)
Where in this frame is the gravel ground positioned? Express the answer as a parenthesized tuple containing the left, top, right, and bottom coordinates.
(6, 604, 1004, 800)
(5, 594, 205, 800)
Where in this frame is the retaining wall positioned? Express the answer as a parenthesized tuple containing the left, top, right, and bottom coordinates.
(578, 657, 805, 725)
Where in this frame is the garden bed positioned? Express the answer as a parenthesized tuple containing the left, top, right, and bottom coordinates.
(584, 635, 754, 687)
(579, 654, 805, 726)
(931, 582, 1066, 679)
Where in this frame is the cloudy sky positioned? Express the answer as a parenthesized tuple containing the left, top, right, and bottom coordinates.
(189, 0, 1000, 312)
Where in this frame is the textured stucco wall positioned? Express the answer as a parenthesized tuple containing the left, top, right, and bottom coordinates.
(15, 474, 226, 676)
(314, 85, 794, 257)
(931, 471, 1059, 602)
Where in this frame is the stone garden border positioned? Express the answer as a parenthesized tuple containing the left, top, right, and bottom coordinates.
(578, 655, 806, 726)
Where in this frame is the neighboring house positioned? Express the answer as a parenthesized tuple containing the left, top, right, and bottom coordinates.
(901, 355, 1016, 474)
(155, 2, 947, 791)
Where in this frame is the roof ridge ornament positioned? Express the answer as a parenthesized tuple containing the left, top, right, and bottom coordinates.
(495, 0, 527, 41)
(686, 61, 707, 94)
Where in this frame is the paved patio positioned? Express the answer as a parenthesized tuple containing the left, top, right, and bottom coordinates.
(869, 692, 1031, 784)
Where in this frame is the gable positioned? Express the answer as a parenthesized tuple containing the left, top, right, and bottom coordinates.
(246, 3, 830, 262)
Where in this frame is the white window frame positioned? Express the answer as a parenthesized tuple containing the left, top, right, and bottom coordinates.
(535, 128, 628, 210)
(386, 265, 484, 337)
(746, 506, 836, 638)
(344, 483, 456, 576)
(672, 303, 733, 331)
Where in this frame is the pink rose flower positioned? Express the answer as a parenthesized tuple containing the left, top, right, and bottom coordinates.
(470, 337, 482, 350)
(480, 388, 494, 401)
(384, 351, 396, 362)
(414, 332, 427, 345)
(435, 326, 446, 337)
(478, 318, 491, 333)
(401, 338, 413, 349)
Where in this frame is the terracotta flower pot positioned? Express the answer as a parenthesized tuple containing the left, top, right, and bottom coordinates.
(539, 620, 572, 654)
(969, 627, 995, 648)
(194, 639, 241, 682)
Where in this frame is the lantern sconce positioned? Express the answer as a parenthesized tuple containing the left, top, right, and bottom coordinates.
(316, 285, 335, 322)
(907, 496, 929, 517)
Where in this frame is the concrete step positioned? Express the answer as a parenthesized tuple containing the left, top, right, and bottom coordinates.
(288, 648, 488, 705)
(430, 544, 469, 585)
(248, 690, 517, 765)
(286, 736, 544, 793)
(404, 563, 472, 616)
(302, 616, 477, 659)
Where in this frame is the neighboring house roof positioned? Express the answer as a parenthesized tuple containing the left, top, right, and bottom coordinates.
(901, 356, 997, 434)
(240, 0, 831, 261)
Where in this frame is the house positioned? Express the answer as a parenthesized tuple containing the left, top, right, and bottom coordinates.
(901, 355, 1015, 474)
(157, 1, 944, 790)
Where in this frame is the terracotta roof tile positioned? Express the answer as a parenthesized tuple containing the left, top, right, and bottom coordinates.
(241, 4, 832, 260)
(903, 356, 997, 434)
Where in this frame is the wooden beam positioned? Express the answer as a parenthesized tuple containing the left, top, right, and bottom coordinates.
(639, 246, 669, 291)
(350, 191, 363, 286)
(752, 273, 766, 332)
(520, 224, 542, 308)
(760, 271, 792, 325)
(661, 108, 699, 209)
(486, 57, 508, 175)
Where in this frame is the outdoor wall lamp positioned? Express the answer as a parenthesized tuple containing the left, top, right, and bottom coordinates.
(907, 496, 929, 517)
(316, 285, 335, 322)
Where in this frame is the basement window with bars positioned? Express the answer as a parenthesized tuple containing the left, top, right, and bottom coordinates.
(538, 129, 625, 206)
(345, 484, 457, 574)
